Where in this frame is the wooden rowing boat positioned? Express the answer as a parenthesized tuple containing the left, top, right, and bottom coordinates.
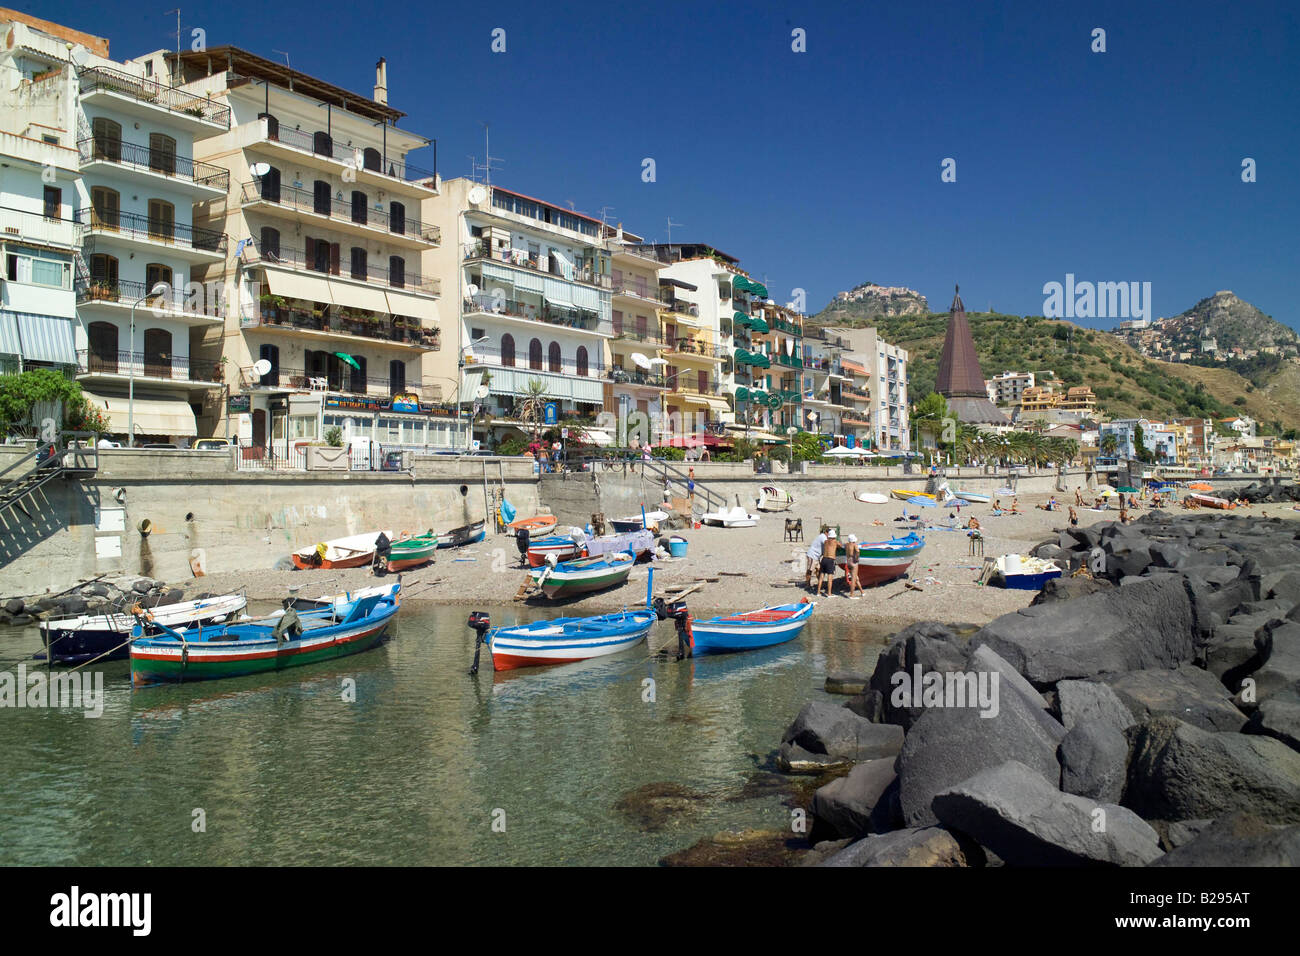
(890, 489, 932, 502)
(835, 532, 926, 585)
(507, 515, 558, 536)
(530, 552, 635, 599)
(686, 600, 815, 655)
(701, 504, 759, 527)
(609, 510, 669, 533)
(853, 491, 890, 504)
(291, 530, 394, 570)
(381, 532, 438, 572)
(755, 486, 795, 512)
(1188, 493, 1235, 510)
(525, 529, 655, 568)
(481, 608, 656, 670)
(40, 592, 248, 665)
(952, 489, 991, 504)
(436, 519, 486, 548)
(993, 554, 1063, 590)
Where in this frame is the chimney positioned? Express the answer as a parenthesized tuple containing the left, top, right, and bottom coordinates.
(374, 57, 388, 105)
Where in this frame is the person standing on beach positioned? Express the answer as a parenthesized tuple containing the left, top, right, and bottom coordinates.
(1068, 506, 1079, 527)
(819, 529, 839, 598)
(687, 467, 696, 509)
(805, 527, 828, 588)
(843, 534, 863, 599)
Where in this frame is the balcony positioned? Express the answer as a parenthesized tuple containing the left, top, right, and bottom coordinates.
(611, 279, 667, 306)
(78, 138, 229, 195)
(241, 307, 439, 351)
(78, 208, 227, 260)
(843, 415, 873, 427)
(240, 364, 439, 400)
(610, 326, 663, 346)
(463, 294, 608, 335)
(661, 298, 700, 317)
(464, 243, 611, 291)
(239, 182, 440, 247)
(248, 246, 440, 297)
(664, 338, 721, 360)
(775, 353, 804, 369)
(611, 368, 667, 389)
(769, 316, 803, 336)
(79, 66, 230, 132)
(255, 122, 437, 194)
(672, 377, 724, 396)
(75, 278, 223, 324)
(0, 206, 81, 250)
(77, 349, 223, 385)
(465, 344, 607, 378)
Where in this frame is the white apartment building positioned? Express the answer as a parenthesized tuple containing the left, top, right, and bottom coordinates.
(815, 325, 910, 451)
(605, 227, 669, 444)
(985, 370, 1035, 407)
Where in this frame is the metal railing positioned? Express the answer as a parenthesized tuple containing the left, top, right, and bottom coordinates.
(661, 298, 700, 317)
(611, 280, 667, 305)
(462, 295, 607, 334)
(77, 349, 223, 383)
(248, 246, 440, 296)
(611, 326, 662, 345)
(664, 338, 721, 358)
(241, 309, 439, 349)
(240, 182, 439, 243)
(0, 206, 82, 248)
(464, 244, 613, 290)
(611, 368, 666, 388)
(78, 207, 228, 255)
(79, 138, 230, 191)
(79, 66, 231, 128)
(465, 344, 606, 376)
(261, 124, 437, 185)
(76, 278, 224, 319)
(238, 365, 437, 397)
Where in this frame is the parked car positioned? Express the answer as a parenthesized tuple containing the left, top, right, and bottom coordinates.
(142, 443, 178, 450)
(194, 438, 232, 451)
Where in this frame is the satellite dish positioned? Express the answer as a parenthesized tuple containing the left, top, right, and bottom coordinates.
(253, 359, 272, 377)
(474, 384, 490, 399)
(466, 283, 480, 298)
(630, 352, 651, 370)
(467, 185, 487, 205)
(250, 162, 271, 177)
(69, 46, 90, 68)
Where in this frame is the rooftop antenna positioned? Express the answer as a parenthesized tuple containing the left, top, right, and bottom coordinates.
(666, 216, 682, 242)
(272, 49, 291, 72)
(165, 8, 180, 83)
(480, 122, 503, 186)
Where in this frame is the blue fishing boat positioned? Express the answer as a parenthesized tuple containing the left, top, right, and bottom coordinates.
(436, 519, 486, 548)
(468, 570, 656, 672)
(130, 583, 400, 686)
(993, 554, 1063, 591)
(681, 600, 815, 655)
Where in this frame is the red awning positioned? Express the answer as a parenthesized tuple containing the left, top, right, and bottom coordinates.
(657, 434, 726, 448)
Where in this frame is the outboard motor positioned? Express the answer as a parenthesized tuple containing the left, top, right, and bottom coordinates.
(653, 598, 693, 661)
(373, 532, 392, 574)
(515, 526, 532, 565)
(467, 611, 492, 676)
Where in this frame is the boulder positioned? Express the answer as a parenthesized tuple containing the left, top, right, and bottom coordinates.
(1059, 718, 1130, 803)
(811, 758, 896, 839)
(1150, 812, 1300, 867)
(968, 644, 1049, 710)
(1104, 665, 1247, 733)
(931, 760, 1163, 866)
(777, 701, 903, 773)
(1158, 819, 1212, 851)
(130, 579, 152, 594)
(3, 598, 23, 615)
(971, 575, 1199, 685)
(80, 582, 110, 598)
(1028, 575, 1113, 606)
(1251, 620, 1300, 701)
(819, 826, 981, 867)
(1056, 680, 1136, 735)
(1124, 716, 1300, 823)
(1243, 689, 1300, 752)
(824, 671, 869, 695)
(896, 677, 1065, 827)
(844, 690, 882, 722)
(1205, 623, 1266, 686)
(867, 623, 970, 730)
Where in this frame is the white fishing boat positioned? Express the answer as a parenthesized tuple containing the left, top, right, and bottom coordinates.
(41, 592, 248, 665)
(755, 485, 795, 512)
(292, 530, 394, 569)
(702, 501, 759, 528)
(853, 491, 890, 504)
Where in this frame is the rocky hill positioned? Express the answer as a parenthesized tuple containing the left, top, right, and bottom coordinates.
(817, 282, 929, 321)
(1114, 291, 1299, 360)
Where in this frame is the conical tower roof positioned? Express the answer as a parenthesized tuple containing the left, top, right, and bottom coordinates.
(935, 285, 1008, 424)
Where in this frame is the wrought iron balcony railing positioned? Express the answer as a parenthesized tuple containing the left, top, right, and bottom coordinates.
(240, 181, 439, 243)
(78, 207, 228, 254)
(79, 137, 230, 191)
(79, 66, 231, 128)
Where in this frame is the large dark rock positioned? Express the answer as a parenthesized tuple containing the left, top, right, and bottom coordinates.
(819, 826, 981, 867)
(1251, 620, 1300, 701)
(1124, 716, 1300, 823)
(1150, 812, 1300, 867)
(3, 598, 23, 615)
(896, 676, 1065, 827)
(1244, 689, 1300, 752)
(1056, 680, 1136, 735)
(777, 701, 903, 773)
(810, 758, 896, 839)
(1029, 576, 1113, 606)
(825, 672, 869, 695)
(931, 760, 1163, 866)
(971, 575, 1199, 685)
(1206, 623, 1266, 687)
(867, 622, 970, 730)
(1104, 665, 1247, 733)
(1059, 718, 1130, 803)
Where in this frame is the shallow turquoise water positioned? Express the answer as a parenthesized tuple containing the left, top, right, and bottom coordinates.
(0, 605, 887, 865)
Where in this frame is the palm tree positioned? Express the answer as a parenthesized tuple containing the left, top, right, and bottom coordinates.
(1100, 433, 1119, 458)
(516, 378, 550, 439)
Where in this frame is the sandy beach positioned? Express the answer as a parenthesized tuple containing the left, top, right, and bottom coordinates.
(176, 486, 1300, 628)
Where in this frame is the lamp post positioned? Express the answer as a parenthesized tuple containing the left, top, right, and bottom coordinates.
(460, 335, 489, 453)
(128, 283, 169, 447)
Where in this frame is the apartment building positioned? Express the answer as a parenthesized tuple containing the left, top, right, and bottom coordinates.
(173, 48, 447, 454)
(985, 370, 1034, 406)
(743, 300, 804, 437)
(1176, 417, 1213, 464)
(424, 179, 612, 448)
(0, 13, 84, 381)
(1099, 418, 1182, 464)
(604, 227, 668, 444)
(814, 326, 910, 451)
(1017, 383, 1098, 424)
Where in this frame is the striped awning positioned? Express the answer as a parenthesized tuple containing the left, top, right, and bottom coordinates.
(2, 312, 77, 364)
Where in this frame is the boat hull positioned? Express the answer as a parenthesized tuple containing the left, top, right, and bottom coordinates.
(834, 534, 926, 587)
(890, 489, 933, 502)
(40, 595, 247, 665)
(690, 602, 814, 654)
(385, 548, 436, 571)
(508, 516, 558, 535)
(437, 521, 487, 548)
(854, 492, 890, 504)
(1189, 493, 1234, 510)
(539, 566, 633, 599)
(489, 611, 654, 670)
(1001, 570, 1063, 590)
(526, 540, 583, 567)
(953, 490, 991, 503)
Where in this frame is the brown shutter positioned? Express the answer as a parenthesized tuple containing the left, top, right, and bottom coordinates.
(305, 236, 316, 268)
(330, 243, 340, 275)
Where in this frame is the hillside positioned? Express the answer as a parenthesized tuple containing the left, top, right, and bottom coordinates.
(807, 309, 1300, 431)
(817, 281, 929, 321)
(1113, 290, 1299, 360)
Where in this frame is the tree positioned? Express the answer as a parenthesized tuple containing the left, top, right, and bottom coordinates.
(516, 379, 549, 439)
(789, 430, 825, 463)
(0, 369, 109, 438)
(1100, 433, 1119, 458)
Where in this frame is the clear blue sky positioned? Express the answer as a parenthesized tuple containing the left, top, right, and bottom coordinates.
(30, 0, 1300, 328)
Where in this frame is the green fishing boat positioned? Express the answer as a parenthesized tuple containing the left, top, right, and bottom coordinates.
(381, 532, 438, 572)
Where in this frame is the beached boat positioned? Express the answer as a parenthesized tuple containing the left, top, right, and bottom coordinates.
(129, 583, 401, 686)
(835, 532, 926, 586)
(953, 490, 991, 504)
(292, 530, 393, 570)
(683, 600, 815, 655)
(39, 592, 247, 665)
(1188, 493, 1235, 510)
(525, 529, 655, 568)
(380, 532, 438, 572)
(853, 491, 890, 504)
(609, 510, 669, 533)
(530, 552, 635, 599)
(755, 485, 795, 512)
(701, 504, 759, 528)
(476, 608, 656, 671)
(891, 489, 933, 502)
(507, 515, 558, 536)
(525, 533, 585, 567)
(436, 519, 486, 548)
(993, 554, 1063, 590)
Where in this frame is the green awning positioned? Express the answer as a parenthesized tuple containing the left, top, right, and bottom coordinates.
(731, 276, 751, 294)
(750, 390, 767, 403)
(334, 351, 361, 370)
(751, 352, 770, 369)
(735, 386, 750, 401)
(749, 316, 769, 334)
(733, 310, 749, 326)
(750, 282, 768, 298)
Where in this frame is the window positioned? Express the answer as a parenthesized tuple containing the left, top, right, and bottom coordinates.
(389, 359, 406, 393)
(259, 165, 281, 203)
(89, 253, 119, 287)
(147, 199, 174, 241)
(43, 186, 60, 220)
(501, 334, 515, 367)
(350, 355, 367, 393)
(143, 328, 172, 379)
(145, 263, 173, 296)
(305, 238, 338, 274)
(388, 256, 405, 288)
(350, 247, 367, 280)
(389, 201, 405, 235)
(91, 117, 121, 162)
(576, 346, 589, 377)
(313, 131, 332, 157)
(529, 338, 543, 370)
(90, 186, 120, 229)
(148, 133, 176, 175)
(313, 180, 331, 216)
(259, 344, 280, 387)
(87, 321, 119, 372)
(6, 247, 70, 289)
(259, 226, 281, 260)
(612, 309, 623, 334)
(351, 190, 367, 225)
(548, 341, 561, 373)
(363, 147, 381, 172)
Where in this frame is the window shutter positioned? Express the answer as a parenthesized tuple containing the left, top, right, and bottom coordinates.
(329, 243, 340, 275)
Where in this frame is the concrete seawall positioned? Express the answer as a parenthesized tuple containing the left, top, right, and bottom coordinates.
(0, 448, 540, 596)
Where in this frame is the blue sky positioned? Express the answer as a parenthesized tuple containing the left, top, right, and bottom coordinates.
(29, 0, 1300, 328)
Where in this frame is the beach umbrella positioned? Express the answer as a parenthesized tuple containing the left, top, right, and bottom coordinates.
(1098, 488, 1119, 498)
(907, 495, 938, 507)
(1117, 486, 1139, 493)
(824, 445, 863, 458)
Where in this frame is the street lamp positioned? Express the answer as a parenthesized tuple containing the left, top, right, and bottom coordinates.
(128, 283, 170, 447)
(460, 335, 489, 452)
